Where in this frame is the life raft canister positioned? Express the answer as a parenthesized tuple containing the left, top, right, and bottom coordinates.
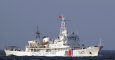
(68, 49, 72, 56)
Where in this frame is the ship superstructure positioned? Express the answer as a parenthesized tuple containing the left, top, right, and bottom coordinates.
(4, 16, 103, 57)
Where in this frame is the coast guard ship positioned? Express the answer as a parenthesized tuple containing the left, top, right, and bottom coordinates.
(4, 16, 103, 57)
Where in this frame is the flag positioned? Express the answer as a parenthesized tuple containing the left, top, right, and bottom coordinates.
(58, 15, 65, 20)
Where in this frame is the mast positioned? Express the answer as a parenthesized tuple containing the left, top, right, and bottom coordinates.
(36, 25, 40, 39)
(59, 15, 68, 41)
(98, 38, 102, 46)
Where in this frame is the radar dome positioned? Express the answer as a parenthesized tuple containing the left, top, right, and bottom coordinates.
(43, 37, 50, 42)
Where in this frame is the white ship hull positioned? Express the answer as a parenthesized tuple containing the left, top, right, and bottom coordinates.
(5, 46, 102, 57)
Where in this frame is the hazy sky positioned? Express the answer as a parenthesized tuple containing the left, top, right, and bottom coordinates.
(0, 0, 115, 50)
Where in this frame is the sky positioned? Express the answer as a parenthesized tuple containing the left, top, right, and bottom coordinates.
(0, 0, 115, 50)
